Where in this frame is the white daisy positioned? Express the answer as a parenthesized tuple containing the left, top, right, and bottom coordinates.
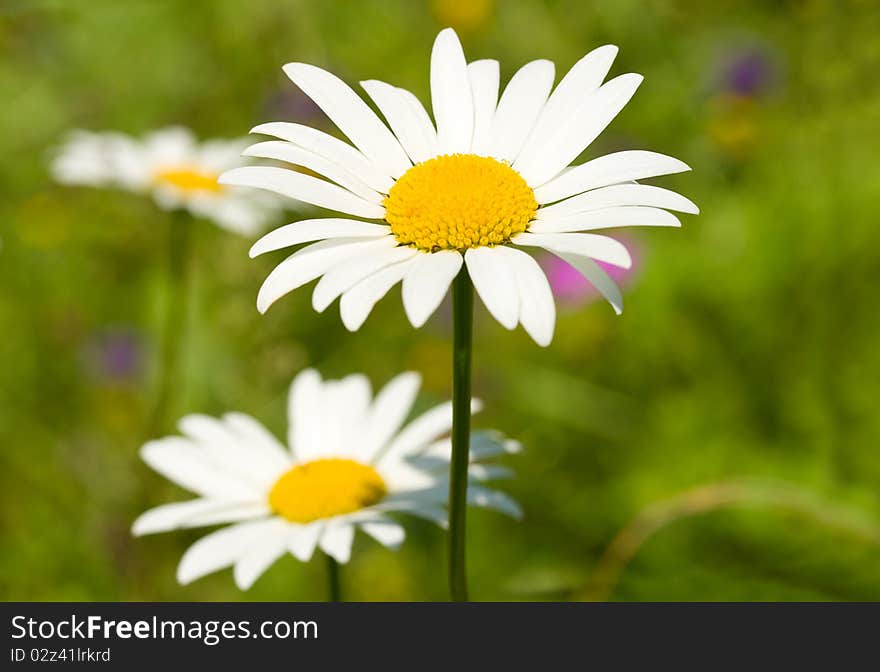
(221, 28, 698, 345)
(52, 126, 283, 235)
(132, 368, 521, 590)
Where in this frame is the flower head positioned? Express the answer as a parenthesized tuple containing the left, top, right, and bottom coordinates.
(223, 28, 697, 345)
(52, 127, 283, 235)
(133, 369, 520, 590)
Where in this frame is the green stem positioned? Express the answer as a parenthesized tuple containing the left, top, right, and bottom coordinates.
(448, 269, 474, 602)
(326, 553, 342, 602)
(147, 211, 192, 437)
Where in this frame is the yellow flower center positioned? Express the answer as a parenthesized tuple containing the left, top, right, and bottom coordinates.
(268, 458, 387, 523)
(153, 167, 224, 193)
(384, 154, 538, 252)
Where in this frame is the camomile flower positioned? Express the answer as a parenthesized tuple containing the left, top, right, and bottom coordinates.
(132, 369, 521, 590)
(221, 28, 697, 345)
(52, 126, 282, 235)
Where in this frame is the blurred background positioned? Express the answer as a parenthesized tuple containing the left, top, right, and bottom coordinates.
(2, 0, 880, 601)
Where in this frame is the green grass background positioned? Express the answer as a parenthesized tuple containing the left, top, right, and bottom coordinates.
(1, 0, 879, 601)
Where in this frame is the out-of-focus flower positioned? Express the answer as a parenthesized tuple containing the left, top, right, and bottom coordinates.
(83, 327, 144, 384)
(717, 46, 779, 99)
(707, 94, 760, 160)
(541, 235, 641, 308)
(133, 368, 521, 590)
(706, 45, 780, 161)
(51, 127, 284, 235)
(431, 0, 494, 33)
(262, 87, 325, 129)
(222, 28, 697, 346)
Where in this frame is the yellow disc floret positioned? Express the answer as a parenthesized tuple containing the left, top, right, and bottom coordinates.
(154, 167, 224, 193)
(268, 458, 387, 523)
(384, 154, 537, 252)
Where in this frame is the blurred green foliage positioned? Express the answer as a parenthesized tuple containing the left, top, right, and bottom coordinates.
(1, 0, 879, 601)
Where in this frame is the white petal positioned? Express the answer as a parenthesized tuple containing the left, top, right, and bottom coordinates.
(197, 192, 276, 236)
(422, 430, 523, 463)
(534, 150, 692, 204)
(381, 485, 446, 506)
(359, 518, 405, 549)
(489, 60, 555, 162)
(176, 519, 279, 585)
(431, 28, 474, 154)
(517, 73, 644, 187)
(464, 247, 519, 329)
(243, 141, 383, 203)
(401, 250, 463, 328)
(466, 463, 515, 481)
(144, 126, 196, 165)
(256, 236, 395, 314)
(132, 500, 270, 536)
(467, 59, 500, 156)
(498, 246, 556, 347)
(287, 523, 323, 561)
(249, 219, 390, 257)
(222, 412, 293, 473)
(555, 251, 624, 315)
(361, 80, 437, 165)
(288, 369, 324, 462)
(469, 429, 524, 458)
(312, 242, 416, 312)
(530, 206, 682, 233)
(339, 258, 416, 331)
(282, 63, 411, 178)
(177, 415, 278, 488)
(178, 413, 237, 445)
(51, 131, 120, 187)
(197, 138, 250, 171)
(513, 231, 632, 269)
(360, 372, 422, 463)
(537, 184, 698, 220)
(379, 458, 439, 493)
(318, 374, 372, 458)
(378, 398, 482, 464)
(140, 438, 258, 499)
(219, 166, 384, 219)
(468, 486, 523, 519)
(319, 523, 355, 564)
(391, 504, 448, 528)
(233, 529, 288, 590)
(515, 45, 618, 174)
(396, 87, 441, 160)
(251, 122, 393, 193)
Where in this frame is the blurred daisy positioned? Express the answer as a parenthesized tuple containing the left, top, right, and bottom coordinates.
(133, 368, 521, 590)
(52, 127, 282, 235)
(222, 28, 697, 345)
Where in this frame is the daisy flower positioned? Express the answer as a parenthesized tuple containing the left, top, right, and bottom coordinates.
(52, 126, 282, 235)
(221, 28, 697, 345)
(132, 369, 521, 591)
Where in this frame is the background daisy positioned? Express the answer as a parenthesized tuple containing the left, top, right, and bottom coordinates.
(133, 368, 520, 592)
(52, 126, 283, 236)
